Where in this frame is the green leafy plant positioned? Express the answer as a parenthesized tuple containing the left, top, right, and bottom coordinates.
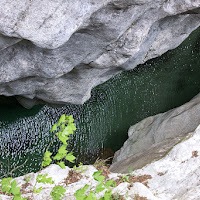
(30, 114, 77, 200)
(93, 170, 105, 182)
(74, 170, 116, 200)
(42, 114, 76, 169)
(0, 178, 27, 200)
(33, 186, 43, 193)
(74, 185, 90, 200)
(120, 175, 130, 183)
(42, 151, 52, 167)
(51, 186, 66, 200)
(1, 177, 13, 194)
(36, 173, 54, 184)
(73, 162, 87, 173)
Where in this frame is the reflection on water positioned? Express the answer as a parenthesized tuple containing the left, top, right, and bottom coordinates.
(0, 27, 200, 177)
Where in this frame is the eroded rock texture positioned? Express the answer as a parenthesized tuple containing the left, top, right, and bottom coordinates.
(0, 0, 200, 107)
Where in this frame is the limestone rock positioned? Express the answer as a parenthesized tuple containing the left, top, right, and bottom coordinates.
(111, 92, 200, 168)
(109, 136, 185, 173)
(0, 0, 200, 107)
(132, 123, 200, 200)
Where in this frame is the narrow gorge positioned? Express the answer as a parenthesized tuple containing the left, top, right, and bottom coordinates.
(0, 1, 200, 199)
(0, 24, 200, 178)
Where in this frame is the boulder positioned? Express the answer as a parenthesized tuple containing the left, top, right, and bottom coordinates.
(111, 92, 200, 170)
(0, 0, 199, 107)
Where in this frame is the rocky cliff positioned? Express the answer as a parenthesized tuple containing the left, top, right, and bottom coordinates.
(0, 0, 200, 107)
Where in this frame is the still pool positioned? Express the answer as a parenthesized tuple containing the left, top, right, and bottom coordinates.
(0, 27, 200, 177)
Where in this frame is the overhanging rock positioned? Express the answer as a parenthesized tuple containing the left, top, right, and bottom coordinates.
(0, 0, 199, 107)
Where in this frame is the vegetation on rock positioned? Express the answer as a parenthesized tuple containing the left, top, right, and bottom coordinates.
(0, 115, 133, 200)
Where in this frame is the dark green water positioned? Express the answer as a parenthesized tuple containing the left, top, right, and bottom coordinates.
(0, 27, 200, 177)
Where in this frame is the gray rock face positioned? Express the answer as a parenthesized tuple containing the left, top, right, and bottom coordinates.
(109, 136, 186, 173)
(112, 93, 200, 164)
(0, 0, 200, 107)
